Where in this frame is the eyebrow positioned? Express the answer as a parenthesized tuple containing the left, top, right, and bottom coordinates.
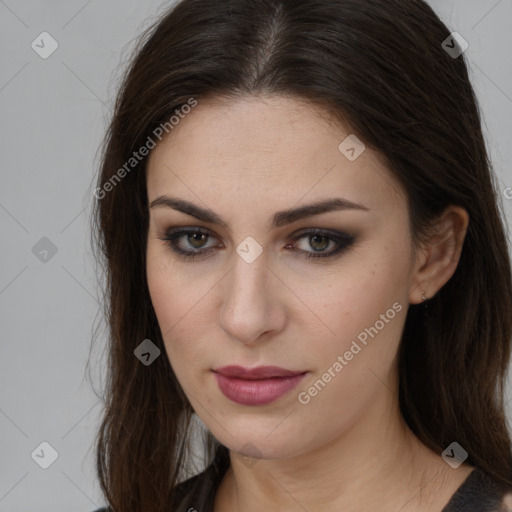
(149, 195, 369, 229)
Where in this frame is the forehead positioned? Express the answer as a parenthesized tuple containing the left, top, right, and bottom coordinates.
(146, 94, 404, 214)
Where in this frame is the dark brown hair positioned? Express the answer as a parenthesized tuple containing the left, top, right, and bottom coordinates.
(90, 0, 512, 510)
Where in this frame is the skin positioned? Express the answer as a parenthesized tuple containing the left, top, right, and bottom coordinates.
(145, 94, 477, 511)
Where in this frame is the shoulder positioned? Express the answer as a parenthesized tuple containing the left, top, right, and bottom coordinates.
(91, 451, 229, 512)
(89, 470, 216, 512)
(443, 467, 512, 512)
(173, 463, 222, 511)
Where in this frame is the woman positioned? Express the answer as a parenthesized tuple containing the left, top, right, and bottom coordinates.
(90, 0, 512, 510)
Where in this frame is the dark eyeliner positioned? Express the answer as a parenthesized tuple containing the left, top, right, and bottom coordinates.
(158, 227, 215, 260)
(288, 228, 355, 259)
(157, 227, 355, 260)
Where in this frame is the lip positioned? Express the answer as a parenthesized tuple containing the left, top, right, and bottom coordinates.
(212, 365, 307, 405)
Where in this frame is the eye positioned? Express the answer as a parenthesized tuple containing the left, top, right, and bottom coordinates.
(158, 227, 219, 260)
(157, 227, 355, 261)
(286, 228, 355, 259)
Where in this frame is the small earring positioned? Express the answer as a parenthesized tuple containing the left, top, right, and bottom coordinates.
(421, 290, 428, 302)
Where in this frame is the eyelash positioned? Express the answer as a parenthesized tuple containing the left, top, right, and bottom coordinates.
(157, 227, 355, 261)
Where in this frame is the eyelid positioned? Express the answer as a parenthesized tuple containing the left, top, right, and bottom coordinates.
(288, 228, 355, 259)
(157, 226, 355, 260)
(290, 226, 355, 241)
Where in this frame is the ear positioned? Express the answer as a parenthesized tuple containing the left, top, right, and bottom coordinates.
(408, 205, 469, 305)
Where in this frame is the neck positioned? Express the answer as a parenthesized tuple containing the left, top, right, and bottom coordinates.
(214, 385, 471, 512)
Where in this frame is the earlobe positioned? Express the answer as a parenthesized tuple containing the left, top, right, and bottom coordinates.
(408, 205, 469, 305)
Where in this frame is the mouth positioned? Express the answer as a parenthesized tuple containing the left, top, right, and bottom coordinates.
(212, 365, 308, 406)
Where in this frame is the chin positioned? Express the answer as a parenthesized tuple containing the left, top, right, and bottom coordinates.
(211, 425, 308, 462)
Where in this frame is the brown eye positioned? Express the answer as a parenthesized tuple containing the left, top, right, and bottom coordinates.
(288, 229, 355, 259)
(188, 232, 209, 249)
(159, 227, 355, 261)
(309, 234, 331, 251)
(158, 228, 219, 260)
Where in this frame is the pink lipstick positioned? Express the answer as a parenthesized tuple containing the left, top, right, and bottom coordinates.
(212, 365, 307, 406)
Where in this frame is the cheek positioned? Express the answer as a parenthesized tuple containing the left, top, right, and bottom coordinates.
(293, 259, 408, 428)
(146, 243, 207, 332)
(295, 242, 410, 370)
(146, 248, 192, 361)
(146, 249, 177, 333)
(146, 246, 217, 378)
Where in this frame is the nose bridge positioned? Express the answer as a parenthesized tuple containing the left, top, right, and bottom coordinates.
(219, 247, 279, 342)
(227, 248, 269, 310)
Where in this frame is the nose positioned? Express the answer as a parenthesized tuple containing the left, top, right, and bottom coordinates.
(218, 248, 286, 345)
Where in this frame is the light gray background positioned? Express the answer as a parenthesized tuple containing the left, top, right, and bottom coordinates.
(1, 1, 511, 510)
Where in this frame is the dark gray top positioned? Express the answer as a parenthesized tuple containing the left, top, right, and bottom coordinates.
(93, 461, 512, 511)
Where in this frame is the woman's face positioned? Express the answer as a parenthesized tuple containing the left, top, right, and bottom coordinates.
(146, 94, 419, 460)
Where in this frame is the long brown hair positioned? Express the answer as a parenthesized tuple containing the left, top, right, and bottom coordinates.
(90, 0, 512, 509)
